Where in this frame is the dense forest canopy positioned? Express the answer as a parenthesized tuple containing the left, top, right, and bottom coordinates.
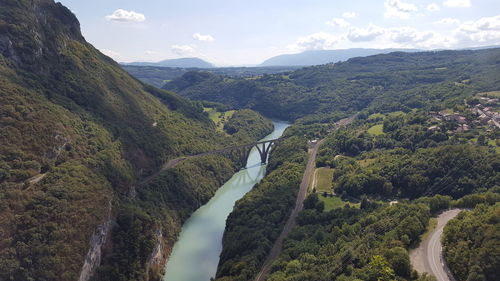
(443, 204, 500, 281)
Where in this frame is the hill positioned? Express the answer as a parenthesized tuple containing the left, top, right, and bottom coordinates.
(259, 48, 420, 66)
(122, 65, 303, 88)
(164, 49, 500, 121)
(126, 57, 214, 68)
(0, 1, 272, 281)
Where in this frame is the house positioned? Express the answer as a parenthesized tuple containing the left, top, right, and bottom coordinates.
(454, 124, 470, 133)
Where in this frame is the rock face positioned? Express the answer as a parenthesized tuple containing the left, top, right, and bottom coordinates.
(0, 0, 84, 72)
(145, 228, 172, 281)
(78, 200, 113, 281)
(147, 229, 164, 268)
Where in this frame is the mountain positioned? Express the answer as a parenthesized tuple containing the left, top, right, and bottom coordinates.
(259, 48, 421, 66)
(126, 57, 215, 68)
(165, 48, 500, 121)
(0, 1, 272, 281)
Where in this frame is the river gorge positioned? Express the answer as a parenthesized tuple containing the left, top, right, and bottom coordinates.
(163, 121, 290, 281)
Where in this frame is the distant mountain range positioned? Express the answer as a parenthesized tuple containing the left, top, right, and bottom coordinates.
(126, 57, 214, 68)
(260, 46, 500, 67)
(259, 48, 421, 66)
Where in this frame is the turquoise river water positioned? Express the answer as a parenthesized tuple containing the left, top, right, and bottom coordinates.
(163, 121, 290, 281)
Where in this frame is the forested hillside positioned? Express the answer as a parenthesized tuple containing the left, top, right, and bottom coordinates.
(215, 110, 499, 281)
(442, 204, 499, 281)
(164, 48, 500, 121)
(122, 65, 301, 88)
(0, 1, 272, 280)
(214, 100, 499, 280)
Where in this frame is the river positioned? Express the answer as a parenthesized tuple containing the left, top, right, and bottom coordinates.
(163, 121, 290, 281)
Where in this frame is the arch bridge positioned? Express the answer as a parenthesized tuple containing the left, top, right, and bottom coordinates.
(166, 137, 287, 169)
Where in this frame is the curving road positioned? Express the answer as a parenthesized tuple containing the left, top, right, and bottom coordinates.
(410, 209, 461, 281)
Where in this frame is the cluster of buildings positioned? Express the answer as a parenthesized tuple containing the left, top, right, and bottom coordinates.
(429, 111, 470, 133)
(429, 97, 499, 134)
(469, 103, 500, 130)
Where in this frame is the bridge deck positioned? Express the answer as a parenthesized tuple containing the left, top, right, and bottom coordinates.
(186, 137, 287, 157)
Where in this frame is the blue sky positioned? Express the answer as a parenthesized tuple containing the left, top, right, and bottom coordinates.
(58, 0, 500, 66)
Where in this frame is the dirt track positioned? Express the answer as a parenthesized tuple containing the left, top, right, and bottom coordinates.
(254, 139, 324, 281)
(254, 115, 356, 281)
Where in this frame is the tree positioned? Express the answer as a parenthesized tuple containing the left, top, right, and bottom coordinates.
(367, 255, 396, 281)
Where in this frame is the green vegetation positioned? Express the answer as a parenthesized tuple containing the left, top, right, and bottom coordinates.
(208, 48, 500, 281)
(314, 167, 334, 193)
(476, 91, 500, 98)
(318, 195, 359, 212)
(122, 65, 302, 88)
(203, 107, 236, 132)
(215, 136, 308, 281)
(443, 204, 500, 281)
(333, 145, 498, 199)
(222, 109, 274, 142)
(265, 200, 432, 281)
(367, 124, 385, 136)
(368, 113, 386, 120)
(2, 2, 500, 281)
(418, 218, 437, 243)
(0, 1, 273, 281)
(164, 49, 500, 121)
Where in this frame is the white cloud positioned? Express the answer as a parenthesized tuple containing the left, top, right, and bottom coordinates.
(342, 12, 357, 19)
(287, 32, 342, 51)
(455, 15, 500, 43)
(427, 3, 440, 11)
(435, 18, 461, 25)
(105, 9, 146, 22)
(193, 33, 215, 42)
(347, 24, 385, 42)
(171, 45, 196, 56)
(145, 50, 160, 55)
(384, 0, 418, 19)
(443, 0, 471, 8)
(388, 27, 434, 44)
(286, 13, 500, 54)
(326, 18, 350, 28)
(418, 34, 457, 48)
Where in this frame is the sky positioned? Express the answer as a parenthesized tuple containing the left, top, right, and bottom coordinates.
(58, 0, 500, 66)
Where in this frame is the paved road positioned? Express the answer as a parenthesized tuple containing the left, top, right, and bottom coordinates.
(254, 139, 325, 281)
(410, 209, 461, 281)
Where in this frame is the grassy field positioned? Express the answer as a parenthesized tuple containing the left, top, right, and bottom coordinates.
(387, 111, 405, 117)
(314, 167, 334, 193)
(476, 91, 500, 98)
(203, 107, 236, 132)
(367, 124, 385, 136)
(368, 113, 386, 120)
(319, 195, 360, 212)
